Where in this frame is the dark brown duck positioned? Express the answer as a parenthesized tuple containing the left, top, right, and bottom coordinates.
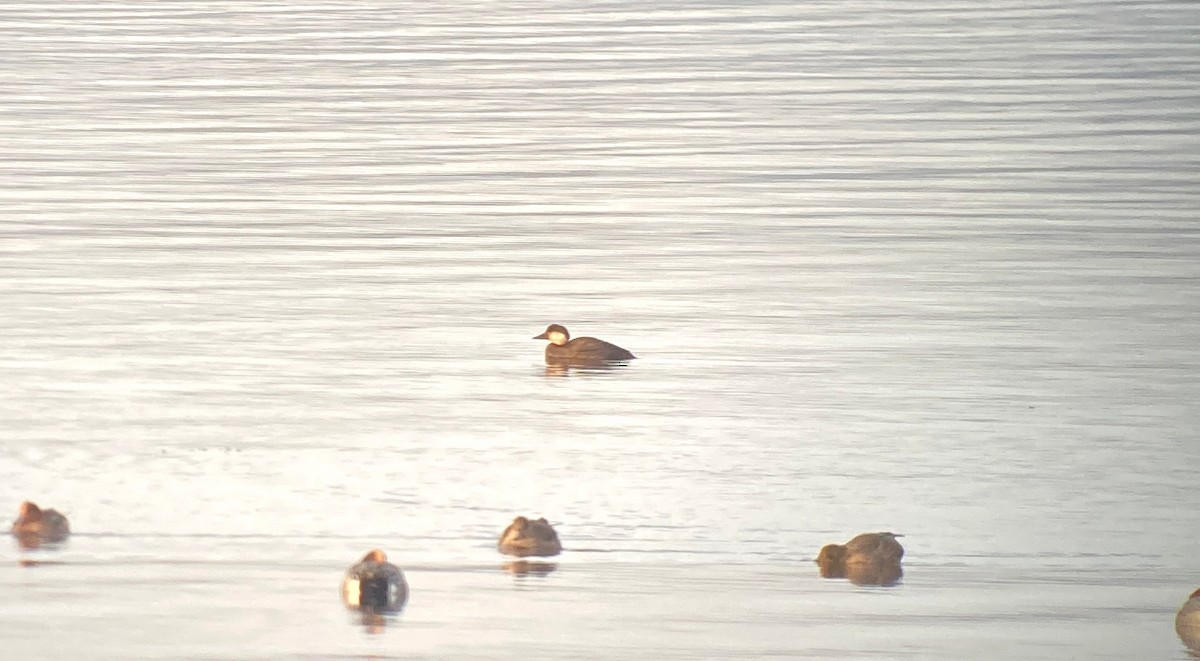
(533, 324, 636, 364)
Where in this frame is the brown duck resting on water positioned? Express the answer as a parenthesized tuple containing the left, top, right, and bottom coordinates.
(11, 501, 70, 545)
(1178, 587, 1200, 652)
(341, 549, 408, 613)
(816, 532, 904, 585)
(497, 516, 563, 557)
(533, 324, 636, 365)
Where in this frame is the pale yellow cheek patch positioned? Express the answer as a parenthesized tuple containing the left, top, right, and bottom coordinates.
(548, 331, 567, 345)
(343, 578, 361, 605)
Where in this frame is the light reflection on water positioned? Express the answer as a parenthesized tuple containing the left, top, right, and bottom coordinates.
(2, 0, 1200, 659)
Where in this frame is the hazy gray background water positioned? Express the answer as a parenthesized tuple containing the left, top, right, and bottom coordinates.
(2, 1, 1199, 659)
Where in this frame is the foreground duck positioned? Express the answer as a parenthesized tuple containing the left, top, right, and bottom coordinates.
(816, 532, 904, 586)
(498, 516, 562, 557)
(533, 324, 635, 365)
(11, 501, 70, 548)
(1179, 588, 1200, 652)
(341, 549, 408, 613)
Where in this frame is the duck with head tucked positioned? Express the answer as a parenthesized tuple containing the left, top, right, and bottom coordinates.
(341, 549, 408, 613)
(816, 532, 904, 586)
(498, 516, 563, 557)
(1178, 587, 1200, 653)
(11, 501, 70, 548)
(533, 324, 636, 365)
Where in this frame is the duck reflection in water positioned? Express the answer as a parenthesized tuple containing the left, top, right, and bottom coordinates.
(1178, 587, 1200, 654)
(542, 362, 624, 378)
(816, 532, 905, 587)
(341, 549, 408, 625)
(498, 516, 563, 558)
(533, 324, 636, 367)
(501, 559, 559, 577)
(11, 501, 70, 551)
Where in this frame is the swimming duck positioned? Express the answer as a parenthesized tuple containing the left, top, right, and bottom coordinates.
(341, 549, 408, 613)
(497, 516, 562, 557)
(1178, 587, 1200, 652)
(816, 532, 904, 585)
(533, 324, 635, 365)
(11, 501, 70, 545)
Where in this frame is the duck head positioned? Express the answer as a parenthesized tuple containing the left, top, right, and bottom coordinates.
(533, 324, 570, 346)
(361, 549, 388, 564)
(15, 501, 43, 523)
(815, 543, 848, 577)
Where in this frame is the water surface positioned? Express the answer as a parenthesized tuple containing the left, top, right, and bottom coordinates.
(2, 1, 1199, 659)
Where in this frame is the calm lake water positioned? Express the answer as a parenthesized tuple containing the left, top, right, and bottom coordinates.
(2, 1, 1199, 659)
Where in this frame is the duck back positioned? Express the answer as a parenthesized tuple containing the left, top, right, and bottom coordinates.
(546, 336, 636, 363)
(844, 532, 904, 563)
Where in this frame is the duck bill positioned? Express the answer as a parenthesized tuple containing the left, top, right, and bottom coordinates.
(532, 332, 549, 339)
